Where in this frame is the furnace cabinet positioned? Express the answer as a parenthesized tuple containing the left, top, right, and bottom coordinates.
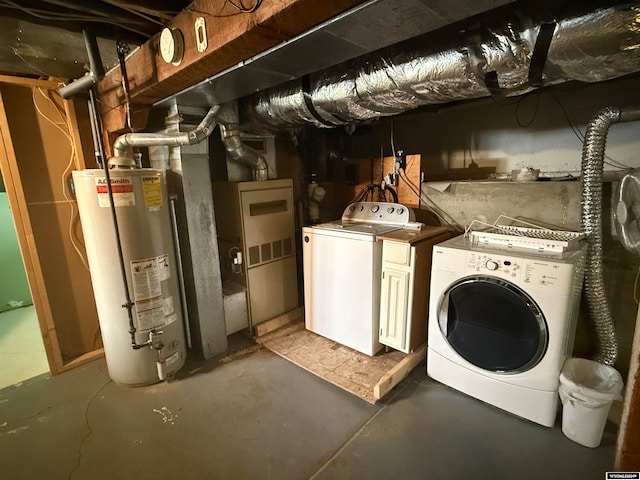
(213, 179, 298, 331)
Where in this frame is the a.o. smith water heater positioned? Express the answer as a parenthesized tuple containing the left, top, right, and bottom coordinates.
(73, 169, 186, 386)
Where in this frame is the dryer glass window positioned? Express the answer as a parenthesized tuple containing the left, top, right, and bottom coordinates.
(438, 277, 548, 373)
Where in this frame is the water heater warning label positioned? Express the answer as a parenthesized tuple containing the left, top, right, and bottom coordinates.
(131, 257, 162, 301)
(95, 177, 134, 207)
(142, 176, 163, 209)
(131, 255, 174, 332)
(136, 306, 165, 332)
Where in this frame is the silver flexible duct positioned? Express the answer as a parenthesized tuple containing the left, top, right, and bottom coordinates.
(581, 107, 621, 366)
(581, 105, 640, 366)
(245, 5, 640, 129)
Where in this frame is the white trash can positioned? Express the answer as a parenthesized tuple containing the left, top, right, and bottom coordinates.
(558, 358, 624, 448)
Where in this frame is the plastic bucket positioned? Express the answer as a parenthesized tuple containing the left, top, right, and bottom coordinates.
(558, 358, 624, 448)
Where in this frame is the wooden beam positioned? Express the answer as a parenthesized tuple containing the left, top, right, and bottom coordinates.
(0, 75, 62, 90)
(374, 343, 427, 400)
(254, 306, 303, 337)
(97, 0, 367, 135)
(60, 348, 105, 372)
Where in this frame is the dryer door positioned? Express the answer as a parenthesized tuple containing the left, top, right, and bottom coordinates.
(438, 276, 548, 374)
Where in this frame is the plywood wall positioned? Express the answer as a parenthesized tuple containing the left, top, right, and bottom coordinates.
(0, 83, 101, 371)
(332, 154, 422, 211)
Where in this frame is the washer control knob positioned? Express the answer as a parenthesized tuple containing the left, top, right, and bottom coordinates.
(357, 205, 364, 212)
(397, 207, 405, 215)
(485, 260, 499, 271)
(387, 207, 395, 214)
(349, 205, 356, 212)
(371, 205, 380, 213)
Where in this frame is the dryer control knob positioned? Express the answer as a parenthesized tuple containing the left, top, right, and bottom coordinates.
(485, 260, 499, 271)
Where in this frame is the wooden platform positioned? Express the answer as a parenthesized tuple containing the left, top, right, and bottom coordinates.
(256, 320, 426, 404)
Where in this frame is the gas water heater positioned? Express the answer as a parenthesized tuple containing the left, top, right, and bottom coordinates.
(73, 169, 186, 386)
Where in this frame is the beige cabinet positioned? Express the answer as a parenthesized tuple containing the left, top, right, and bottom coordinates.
(378, 227, 450, 353)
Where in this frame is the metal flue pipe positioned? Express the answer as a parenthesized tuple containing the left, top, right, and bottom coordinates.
(112, 105, 221, 160)
(113, 103, 268, 180)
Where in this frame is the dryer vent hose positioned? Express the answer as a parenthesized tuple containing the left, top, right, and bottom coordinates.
(581, 105, 640, 366)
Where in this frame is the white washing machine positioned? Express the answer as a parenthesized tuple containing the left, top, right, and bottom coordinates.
(427, 235, 586, 427)
(303, 202, 418, 356)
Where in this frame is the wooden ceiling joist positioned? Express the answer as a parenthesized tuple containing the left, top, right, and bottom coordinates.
(96, 0, 366, 135)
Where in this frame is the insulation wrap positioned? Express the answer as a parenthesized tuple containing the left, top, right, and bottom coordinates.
(245, 5, 640, 129)
(581, 106, 621, 366)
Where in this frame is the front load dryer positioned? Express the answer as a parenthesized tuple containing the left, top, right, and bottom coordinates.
(427, 235, 586, 427)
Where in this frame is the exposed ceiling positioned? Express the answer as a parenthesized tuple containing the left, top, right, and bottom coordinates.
(2, 0, 634, 122)
(163, 0, 517, 108)
(0, 0, 575, 84)
(0, 0, 190, 79)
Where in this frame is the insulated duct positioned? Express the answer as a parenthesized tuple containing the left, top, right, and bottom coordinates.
(581, 105, 640, 366)
(244, 4, 640, 129)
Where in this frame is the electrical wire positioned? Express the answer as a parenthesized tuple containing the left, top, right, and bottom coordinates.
(10, 46, 51, 77)
(390, 120, 396, 158)
(468, 133, 478, 168)
(515, 93, 541, 128)
(0, 0, 151, 36)
(227, 0, 263, 13)
(186, 0, 262, 18)
(32, 87, 90, 272)
(103, 1, 175, 21)
(398, 168, 463, 233)
(545, 91, 632, 170)
(100, 0, 168, 26)
(634, 264, 640, 305)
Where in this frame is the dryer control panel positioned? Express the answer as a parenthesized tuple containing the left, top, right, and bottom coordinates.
(465, 252, 523, 280)
(465, 251, 574, 295)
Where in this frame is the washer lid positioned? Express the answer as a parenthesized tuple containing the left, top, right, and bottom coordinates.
(312, 222, 399, 236)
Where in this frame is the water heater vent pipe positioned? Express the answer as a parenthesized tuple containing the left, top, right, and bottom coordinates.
(112, 105, 221, 160)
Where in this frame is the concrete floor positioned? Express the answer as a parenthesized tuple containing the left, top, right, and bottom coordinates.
(0, 345, 616, 480)
(0, 306, 49, 389)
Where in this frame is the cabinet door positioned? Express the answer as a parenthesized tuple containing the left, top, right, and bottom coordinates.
(379, 267, 410, 351)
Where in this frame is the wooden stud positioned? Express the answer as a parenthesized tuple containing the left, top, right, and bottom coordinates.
(0, 83, 104, 374)
(0, 94, 65, 374)
(374, 343, 427, 400)
(254, 306, 304, 338)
